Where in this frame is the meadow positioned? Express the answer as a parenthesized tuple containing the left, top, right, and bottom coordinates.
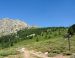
(0, 27, 75, 58)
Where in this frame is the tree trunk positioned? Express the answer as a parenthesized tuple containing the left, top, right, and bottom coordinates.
(68, 37, 70, 51)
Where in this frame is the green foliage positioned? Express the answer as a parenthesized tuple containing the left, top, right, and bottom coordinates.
(0, 27, 74, 57)
(68, 24, 75, 35)
(0, 27, 67, 49)
(36, 36, 39, 42)
(0, 33, 18, 48)
(0, 56, 3, 58)
(0, 48, 19, 57)
(63, 51, 72, 55)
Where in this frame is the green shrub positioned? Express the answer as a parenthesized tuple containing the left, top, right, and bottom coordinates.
(0, 56, 3, 58)
(63, 51, 72, 55)
(48, 52, 57, 57)
(0, 49, 19, 56)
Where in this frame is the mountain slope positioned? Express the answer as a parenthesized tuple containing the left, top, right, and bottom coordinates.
(0, 18, 29, 36)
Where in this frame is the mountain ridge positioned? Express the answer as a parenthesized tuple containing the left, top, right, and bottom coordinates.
(0, 18, 29, 36)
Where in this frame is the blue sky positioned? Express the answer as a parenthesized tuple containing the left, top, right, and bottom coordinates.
(0, 0, 75, 27)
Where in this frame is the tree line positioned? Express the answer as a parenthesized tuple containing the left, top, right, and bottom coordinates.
(0, 26, 69, 48)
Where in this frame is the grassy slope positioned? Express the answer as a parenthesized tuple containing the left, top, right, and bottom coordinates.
(0, 36, 75, 58)
(12, 35, 75, 57)
(0, 27, 75, 58)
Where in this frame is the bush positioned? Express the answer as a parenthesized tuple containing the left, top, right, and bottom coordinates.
(63, 51, 72, 55)
(0, 56, 3, 58)
(0, 48, 19, 56)
(68, 24, 75, 36)
(48, 52, 57, 57)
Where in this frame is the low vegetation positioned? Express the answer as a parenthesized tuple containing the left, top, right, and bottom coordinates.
(0, 25, 75, 57)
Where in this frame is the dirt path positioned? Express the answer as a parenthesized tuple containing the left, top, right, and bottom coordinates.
(18, 48, 70, 58)
(19, 48, 30, 58)
(19, 48, 49, 58)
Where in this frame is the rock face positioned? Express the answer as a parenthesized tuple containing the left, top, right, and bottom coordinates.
(0, 18, 28, 36)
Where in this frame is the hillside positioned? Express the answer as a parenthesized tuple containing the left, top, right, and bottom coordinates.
(0, 18, 28, 36)
(0, 27, 72, 58)
(0, 23, 75, 58)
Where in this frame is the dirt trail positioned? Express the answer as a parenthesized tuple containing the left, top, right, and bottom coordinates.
(19, 48, 70, 58)
(19, 48, 49, 58)
(19, 48, 30, 58)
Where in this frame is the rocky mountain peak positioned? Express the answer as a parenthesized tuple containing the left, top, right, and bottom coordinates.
(0, 18, 29, 36)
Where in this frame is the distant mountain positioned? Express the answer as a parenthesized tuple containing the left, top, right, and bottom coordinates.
(0, 18, 29, 36)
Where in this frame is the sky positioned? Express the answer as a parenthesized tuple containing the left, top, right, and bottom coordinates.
(0, 0, 75, 27)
